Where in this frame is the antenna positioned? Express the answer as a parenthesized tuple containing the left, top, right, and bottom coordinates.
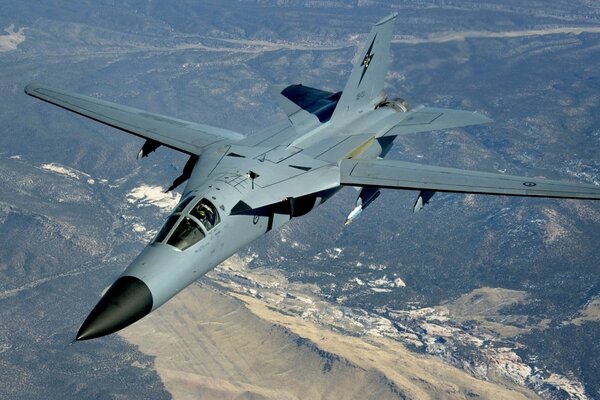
(246, 170, 259, 189)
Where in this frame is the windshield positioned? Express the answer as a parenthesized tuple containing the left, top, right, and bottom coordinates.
(152, 197, 221, 251)
(167, 217, 205, 250)
(154, 216, 179, 243)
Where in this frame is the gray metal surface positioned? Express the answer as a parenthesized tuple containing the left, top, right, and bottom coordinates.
(24, 83, 244, 155)
(24, 11, 600, 341)
(340, 158, 600, 199)
(380, 106, 493, 136)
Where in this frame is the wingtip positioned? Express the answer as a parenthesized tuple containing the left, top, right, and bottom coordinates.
(24, 82, 34, 94)
(474, 111, 493, 124)
(24, 82, 39, 95)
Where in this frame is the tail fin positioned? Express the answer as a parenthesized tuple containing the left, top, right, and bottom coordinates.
(331, 13, 397, 123)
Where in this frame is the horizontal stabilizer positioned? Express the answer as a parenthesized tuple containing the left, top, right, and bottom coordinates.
(381, 106, 492, 137)
(340, 159, 600, 200)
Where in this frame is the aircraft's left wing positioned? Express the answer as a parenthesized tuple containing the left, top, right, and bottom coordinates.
(340, 159, 600, 200)
(25, 83, 245, 155)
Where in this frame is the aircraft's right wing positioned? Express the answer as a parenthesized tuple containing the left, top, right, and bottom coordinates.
(25, 83, 245, 155)
(340, 158, 600, 200)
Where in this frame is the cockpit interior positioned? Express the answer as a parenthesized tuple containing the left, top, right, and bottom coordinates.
(153, 197, 221, 250)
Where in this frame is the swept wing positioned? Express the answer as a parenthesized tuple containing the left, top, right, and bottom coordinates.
(25, 83, 244, 155)
(340, 159, 600, 200)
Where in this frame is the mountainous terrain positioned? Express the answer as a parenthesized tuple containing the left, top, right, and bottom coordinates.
(1, 1, 599, 398)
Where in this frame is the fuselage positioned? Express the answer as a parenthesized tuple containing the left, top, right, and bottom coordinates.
(121, 140, 378, 312)
(75, 101, 401, 340)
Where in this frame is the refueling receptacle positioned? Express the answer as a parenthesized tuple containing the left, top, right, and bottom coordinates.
(376, 97, 410, 113)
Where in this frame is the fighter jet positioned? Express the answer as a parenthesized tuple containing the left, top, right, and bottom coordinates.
(25, 13, 600, 341)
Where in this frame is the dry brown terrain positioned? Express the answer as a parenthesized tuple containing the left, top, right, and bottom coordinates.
(436, 287, 541, 337)
(570, 298, 600, 326)
(119, 281, 541, 400)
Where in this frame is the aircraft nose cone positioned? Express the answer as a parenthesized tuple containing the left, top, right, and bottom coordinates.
(76, 276, 153, 341)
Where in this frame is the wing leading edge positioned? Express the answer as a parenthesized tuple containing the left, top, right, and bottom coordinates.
(380, 106, 493, 137)
(340, 159, 600, 200)
(25, 83, 245, 155)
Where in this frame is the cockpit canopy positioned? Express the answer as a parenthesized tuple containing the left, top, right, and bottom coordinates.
(153, 197, 221, 250)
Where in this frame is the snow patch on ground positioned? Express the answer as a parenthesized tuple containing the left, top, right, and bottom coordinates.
(130, 222, 157, 241)
(367, 263, 386, 271)
(463, 193, 476, 207)
(126, 185, 180, 212)
(132, 223, 146, 233)
(371, 288, 392, 293)
(41, 163, 80, 179)
(368, 275, 406, 289)
(0, 25, 26, 52)
(394, 277, 406, 287)
(346, 275, 405, 292)
(325, 247, 343, 259)
(40, 163, 94, 184)
(351, 277, 364, 286)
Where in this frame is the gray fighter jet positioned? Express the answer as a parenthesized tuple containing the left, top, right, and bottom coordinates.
(25, 13, 600, 340)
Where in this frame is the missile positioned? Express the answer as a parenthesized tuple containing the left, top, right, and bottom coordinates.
(344, 204, 363, 225)
(345, 187, 380, 225)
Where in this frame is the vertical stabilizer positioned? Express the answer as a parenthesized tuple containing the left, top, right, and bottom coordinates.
(331, 13, 397, 123)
